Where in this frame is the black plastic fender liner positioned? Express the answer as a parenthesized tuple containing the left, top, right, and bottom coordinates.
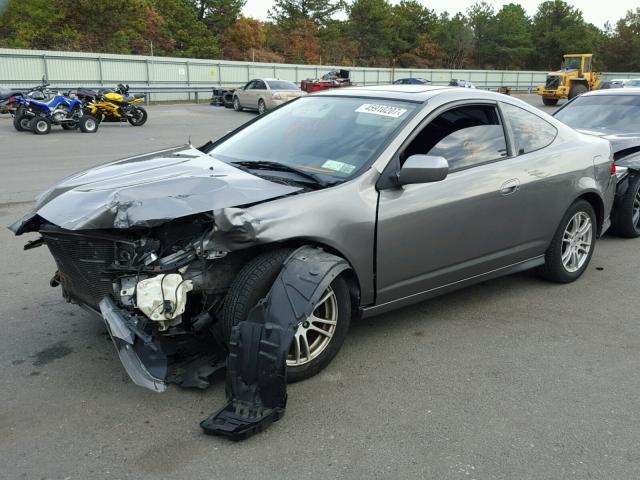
(200, 246, 350, 440)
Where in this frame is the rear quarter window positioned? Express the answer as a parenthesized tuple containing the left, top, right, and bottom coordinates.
(501, 102, 557, 155)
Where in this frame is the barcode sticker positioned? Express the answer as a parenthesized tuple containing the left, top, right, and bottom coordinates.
(355, 104, 407, 118)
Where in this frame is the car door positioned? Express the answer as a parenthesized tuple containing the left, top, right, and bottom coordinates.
(252, 80, 267, 107)
(375, 101, 545, 305)
(237, 80, 254, 106)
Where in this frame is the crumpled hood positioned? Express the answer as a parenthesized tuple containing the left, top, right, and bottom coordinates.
(9, 145, 301, 234)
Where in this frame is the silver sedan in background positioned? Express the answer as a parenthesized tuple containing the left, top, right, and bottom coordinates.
(232, 78, 306, 114)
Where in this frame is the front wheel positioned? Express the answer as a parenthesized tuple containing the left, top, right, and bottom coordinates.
(538, 200, 596, 283)
(30, 116, 51, 135)
(611, 174, 640, 238)
(222, 249, 352, 382)
(79, 115, 99, 133)
(127, 106, 147, 126)
(233, 96, 242, 112)
(258, 99, 267, 115)
(542, 97, 558, 106)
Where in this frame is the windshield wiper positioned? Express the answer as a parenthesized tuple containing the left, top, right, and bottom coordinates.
(230, 160, 331, 187)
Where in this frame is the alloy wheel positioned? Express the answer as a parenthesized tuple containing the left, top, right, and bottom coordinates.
(561, 211, 593, 273)
(287, 286, 338, 367)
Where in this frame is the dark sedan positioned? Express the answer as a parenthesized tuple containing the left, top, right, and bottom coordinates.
(392, 77, 432, 85)
(554, 89, 640, 237)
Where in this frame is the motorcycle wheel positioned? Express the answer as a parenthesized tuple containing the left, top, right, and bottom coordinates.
(127, 106, 147, 126)
(13, 109, 30, 132)
(79, 115, 99, 133)
(30, 116, 51, 135)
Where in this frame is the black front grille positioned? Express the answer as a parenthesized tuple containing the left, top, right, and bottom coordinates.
(42, 232, 118, 309)
(545, 76, 561, 89)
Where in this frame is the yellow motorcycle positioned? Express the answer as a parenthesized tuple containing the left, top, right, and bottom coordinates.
(78, 84, 147, 126)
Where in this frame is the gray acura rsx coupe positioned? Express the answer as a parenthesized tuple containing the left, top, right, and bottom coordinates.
(11, 85, 616, 396)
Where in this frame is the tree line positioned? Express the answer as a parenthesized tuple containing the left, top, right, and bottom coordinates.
(1, 0, 639, 72)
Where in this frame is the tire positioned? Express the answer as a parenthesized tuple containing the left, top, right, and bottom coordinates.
(30, 116, 51, 135)
(233, 96, 242, 112)
(222, 249, 352, 382)
(13, 109, 31, 132)
(542, 97, 558, 106)
(79, 115, 98, 133)
(538, 199, 597, 283)
(223, 92, 234, 108)
(569, 83, 588, 99)
(258, 99, 267, 115)
(611, 174, 640, 238)
(127, 106, 147, 126)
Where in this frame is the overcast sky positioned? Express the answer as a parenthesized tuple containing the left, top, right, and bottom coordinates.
(243, 0, 637, 28)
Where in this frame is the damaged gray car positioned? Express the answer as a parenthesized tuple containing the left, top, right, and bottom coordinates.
(11, 85, 617, 438)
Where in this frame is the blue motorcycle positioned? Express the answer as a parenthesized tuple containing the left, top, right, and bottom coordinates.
(14, 89, 98, 135)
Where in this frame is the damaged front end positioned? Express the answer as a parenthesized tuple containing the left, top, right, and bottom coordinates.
(17, 213, 350, 439)
(36, 216, 241, 392)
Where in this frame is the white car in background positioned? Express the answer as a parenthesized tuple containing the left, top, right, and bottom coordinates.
(233, 78, 306, 114)
(608, 78, 640, 89)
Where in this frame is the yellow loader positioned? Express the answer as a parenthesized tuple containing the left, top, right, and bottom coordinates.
(537, 54, 601, 106)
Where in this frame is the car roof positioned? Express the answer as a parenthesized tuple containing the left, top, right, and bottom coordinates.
(581, 87, 640, 97)
(252, 78, 295, 83)
(311, 84, 496, 102)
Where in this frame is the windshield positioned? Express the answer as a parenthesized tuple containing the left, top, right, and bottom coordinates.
(563, 57, 581, 70)
(209, 96, 418, 180)
(554, 95, 640, 134)
(267, 80, 299, 90)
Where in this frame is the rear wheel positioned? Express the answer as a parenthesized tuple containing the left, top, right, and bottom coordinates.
(222, 249, 352, 382)
(538, 200, 596, 283)
(127, 106, 147, 126)
(542, 97, 558, 106)
(79, 115, 98, 133)
(611, 174, 640, 238)
(30, 116, 51, 135)
(13, 109, 31, 131)
(569, 83, 588, 99)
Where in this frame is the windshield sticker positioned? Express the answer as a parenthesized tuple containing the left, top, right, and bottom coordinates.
(322, 160, 356, 174)
(355, 104, 407, 118)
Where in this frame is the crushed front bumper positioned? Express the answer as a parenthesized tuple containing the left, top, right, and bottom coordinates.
(99, 297, 168, 392)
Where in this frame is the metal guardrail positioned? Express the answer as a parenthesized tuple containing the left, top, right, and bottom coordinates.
(3, 48, 639, 102)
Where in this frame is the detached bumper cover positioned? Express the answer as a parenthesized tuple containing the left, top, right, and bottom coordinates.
(99, 297, 168, 392)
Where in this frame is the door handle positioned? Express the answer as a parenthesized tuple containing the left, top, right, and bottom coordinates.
(499, 178, 520, 196)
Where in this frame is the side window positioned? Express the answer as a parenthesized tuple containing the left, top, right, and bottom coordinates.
(254, 80, 267, 90)
(403, 105, 508, 171)
(501, 103, 557, 155)
(244, 81, 255, 90)
(583, 57, 591, 73)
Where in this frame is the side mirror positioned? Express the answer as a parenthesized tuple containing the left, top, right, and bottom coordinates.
(398, 155, 449, 185)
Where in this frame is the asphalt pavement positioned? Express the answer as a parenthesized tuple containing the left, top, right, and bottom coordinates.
(2, 94, 639, 480)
